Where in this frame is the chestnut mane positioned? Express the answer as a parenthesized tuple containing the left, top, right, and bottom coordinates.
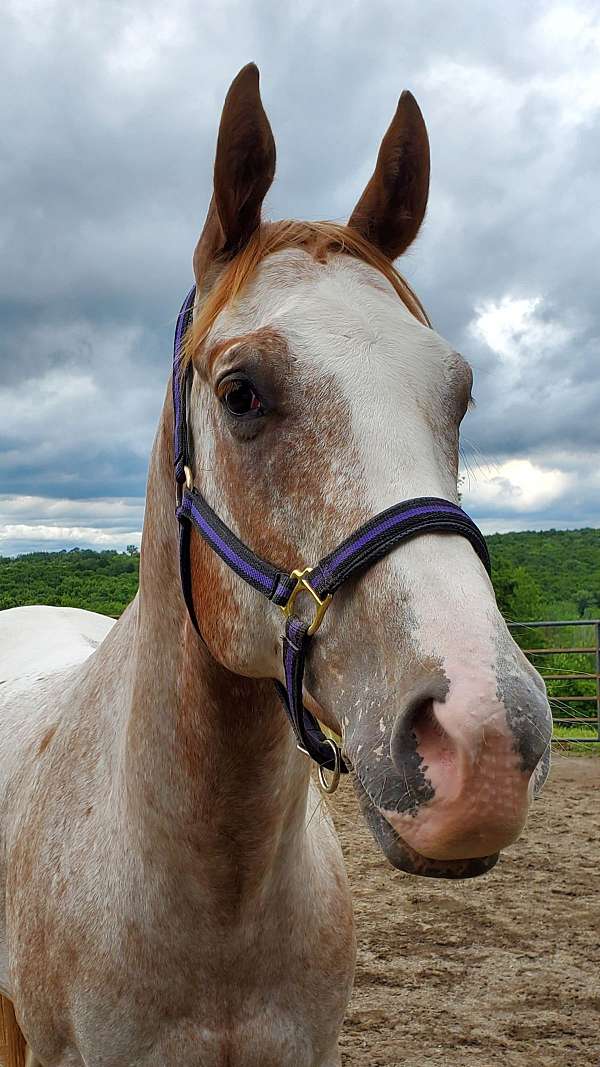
(182, 219, 430, 367)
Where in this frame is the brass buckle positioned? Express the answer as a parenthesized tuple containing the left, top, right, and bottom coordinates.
(282, 567, 332, 636)
(177, 465, 194, 506)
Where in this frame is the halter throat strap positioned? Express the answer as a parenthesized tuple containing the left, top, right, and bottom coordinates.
(172, 286, 491, 777)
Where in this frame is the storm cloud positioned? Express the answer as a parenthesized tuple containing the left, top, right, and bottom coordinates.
(1, 0, 599, 553)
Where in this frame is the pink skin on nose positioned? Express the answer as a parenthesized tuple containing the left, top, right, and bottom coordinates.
(383, 692, 533, 862)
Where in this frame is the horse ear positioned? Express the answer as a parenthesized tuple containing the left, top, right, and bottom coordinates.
(348, 91, 430, 261)
(193, 63, 276, 284)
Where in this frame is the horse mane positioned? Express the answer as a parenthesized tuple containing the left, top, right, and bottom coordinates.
(182, 220, 431, 367)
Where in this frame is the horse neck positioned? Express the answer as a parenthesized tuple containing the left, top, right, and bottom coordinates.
(123, 386, 310, 894)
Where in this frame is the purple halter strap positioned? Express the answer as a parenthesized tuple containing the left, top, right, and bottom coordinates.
(173, 286, 491, 777)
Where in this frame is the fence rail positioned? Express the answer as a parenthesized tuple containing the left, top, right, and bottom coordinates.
(508, 619, 600, 744)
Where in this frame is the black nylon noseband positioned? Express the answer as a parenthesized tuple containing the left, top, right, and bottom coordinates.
(173, 286, 491, 777)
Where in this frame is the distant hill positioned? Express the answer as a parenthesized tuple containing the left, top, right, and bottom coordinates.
(1, 528, 599, 623)
(0, 548, 139, 618)
(2, 531, 599, 720)
(487, 528, 600, 621)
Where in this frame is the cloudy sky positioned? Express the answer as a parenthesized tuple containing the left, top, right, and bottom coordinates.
(1, 0, 599, 555)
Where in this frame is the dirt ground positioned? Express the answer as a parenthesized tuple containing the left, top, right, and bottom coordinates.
(329, 755, 599, 1067)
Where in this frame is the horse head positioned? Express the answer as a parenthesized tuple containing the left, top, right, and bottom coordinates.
(179, 64, 552, 879)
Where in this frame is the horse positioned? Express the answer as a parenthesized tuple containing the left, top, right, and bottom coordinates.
(0, 64, 551, 1066)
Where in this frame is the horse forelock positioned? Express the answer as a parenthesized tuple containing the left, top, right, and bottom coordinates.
(181, 220, 430, 370)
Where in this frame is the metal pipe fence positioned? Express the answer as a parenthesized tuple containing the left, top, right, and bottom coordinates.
(508, 619, 600, 744)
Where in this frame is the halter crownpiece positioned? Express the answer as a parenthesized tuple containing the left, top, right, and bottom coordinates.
(173, 286, 491, 787)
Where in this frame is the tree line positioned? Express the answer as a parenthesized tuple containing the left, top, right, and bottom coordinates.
(2, 528, 599, 722)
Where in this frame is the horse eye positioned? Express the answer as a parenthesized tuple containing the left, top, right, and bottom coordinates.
(219, 378, 264, 418)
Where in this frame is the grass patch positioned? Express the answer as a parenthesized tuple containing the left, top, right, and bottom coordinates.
(552, 722, 599, 756)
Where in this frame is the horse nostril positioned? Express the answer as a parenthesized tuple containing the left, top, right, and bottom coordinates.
(389, 679, 450, 812)
(410, 699, 456, 774)
(391, 672, 450, 759)
(392, 692, 455, 770)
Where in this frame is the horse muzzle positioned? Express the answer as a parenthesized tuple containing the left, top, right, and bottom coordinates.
(346, 657, 552, 876)
(353, 776, 500, 879)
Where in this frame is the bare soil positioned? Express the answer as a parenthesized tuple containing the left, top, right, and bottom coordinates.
(330, 756, 599, 1067)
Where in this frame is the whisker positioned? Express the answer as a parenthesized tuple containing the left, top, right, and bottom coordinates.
(305, 791, 326, 831)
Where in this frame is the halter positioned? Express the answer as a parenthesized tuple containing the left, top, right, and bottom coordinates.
(173, 286, 491, 789)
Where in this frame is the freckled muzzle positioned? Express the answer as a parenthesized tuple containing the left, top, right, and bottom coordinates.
(348, 664, 552, 877)
(353, 775, 500, 879)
